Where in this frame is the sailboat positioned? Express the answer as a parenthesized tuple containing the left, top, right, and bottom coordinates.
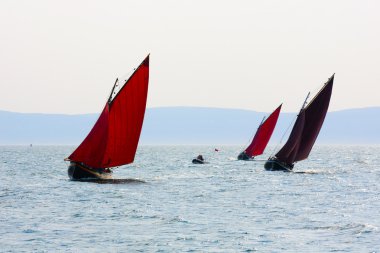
(237, 104, 282, 160)
(65, 55, 150, 180)
(264, 74, 334, 171)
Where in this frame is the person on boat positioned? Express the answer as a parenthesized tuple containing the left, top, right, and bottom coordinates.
(197, 155, 204, 161)
(192, 154, 206, 164)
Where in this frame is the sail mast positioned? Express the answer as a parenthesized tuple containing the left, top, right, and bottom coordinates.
(108, 78, 119, 104)
(259, 116, 266, 127)
(300, 92, 310, 112)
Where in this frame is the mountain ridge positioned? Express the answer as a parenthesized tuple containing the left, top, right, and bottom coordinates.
(0, 107, 379, 145)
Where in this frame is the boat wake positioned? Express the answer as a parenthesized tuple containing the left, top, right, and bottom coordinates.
(292, 170, 320, 174)
(306, 223, 377, 235)
(75, 178, 146, 184)
(355, 159, 369, 165)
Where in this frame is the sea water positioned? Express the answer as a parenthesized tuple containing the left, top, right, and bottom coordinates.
(0, 145, 379, 252)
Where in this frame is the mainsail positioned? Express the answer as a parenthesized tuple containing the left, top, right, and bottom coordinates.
(275, 74, 334, 165)
(244, 104, 282, 157)
(67, 55, 150, 168)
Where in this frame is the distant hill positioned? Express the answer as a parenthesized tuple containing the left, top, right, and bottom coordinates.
(0, 107, 379, 145)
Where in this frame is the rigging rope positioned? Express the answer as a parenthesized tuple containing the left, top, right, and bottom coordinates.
(269, 112, 297, 158)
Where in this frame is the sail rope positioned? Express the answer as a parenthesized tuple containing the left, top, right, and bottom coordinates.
(269, 112, 297, 158)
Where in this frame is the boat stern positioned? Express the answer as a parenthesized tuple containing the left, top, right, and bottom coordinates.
(68, 162, 113, 180)
(264, 158, 293, 172)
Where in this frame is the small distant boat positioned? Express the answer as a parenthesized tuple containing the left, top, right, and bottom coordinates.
(264, 74, 334, 171)
(237, 104, 282, 160)
(65, 55, 150, 180)
(192, 155, 207, 164)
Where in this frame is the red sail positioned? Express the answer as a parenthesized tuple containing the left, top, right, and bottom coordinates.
(68, 55, 149, 168)
(245, 104, 282, 157)
(67, 105, 110, 167)
(275, 74, 334, 164)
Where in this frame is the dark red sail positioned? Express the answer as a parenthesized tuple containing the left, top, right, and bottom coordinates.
(67, 55, 150, 168)
(245, 104, 282, 157)
(294, 74, 334, 162)
(275, 74, 334, 164)
(275, 110, 305, 164)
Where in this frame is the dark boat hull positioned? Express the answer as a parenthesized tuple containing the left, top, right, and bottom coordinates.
(264, 158, 293, 172)
(68, 162, 112, 180)
(192, 159, 208, 164)
(237, 152, 252, 160)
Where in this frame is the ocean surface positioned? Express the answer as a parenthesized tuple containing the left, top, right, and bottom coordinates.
(1, 145, 379, 252)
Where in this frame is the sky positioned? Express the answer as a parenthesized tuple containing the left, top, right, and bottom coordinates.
(0, 0, 379, 114)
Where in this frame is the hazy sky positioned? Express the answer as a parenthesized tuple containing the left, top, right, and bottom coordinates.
(0, 0, 379, 114)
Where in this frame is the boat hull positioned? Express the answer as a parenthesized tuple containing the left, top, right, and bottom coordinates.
(264, 158, 293, 172)
(192, 158, 205, 164)
(237, 152, 251, 160)
(68, 162, 112, 180)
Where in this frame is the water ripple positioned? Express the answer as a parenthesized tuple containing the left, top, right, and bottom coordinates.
(0, 145, 380, 252)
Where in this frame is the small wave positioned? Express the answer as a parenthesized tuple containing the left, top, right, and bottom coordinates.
(356, 224, 378, 235)
(153, 172, 210, 181)
(22, 229, 37, 234)
(130, 214, 163, 220)
(175, 236, 194, 241)
(169, 216, 188, 224)
(293, 170, 321, 174)
(293, 168, 340, 174)
(305, 223, 378, 234)
(72, 213, 84, 218)
(355, 159, 369, 165)
(244, 249, 258, 252)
